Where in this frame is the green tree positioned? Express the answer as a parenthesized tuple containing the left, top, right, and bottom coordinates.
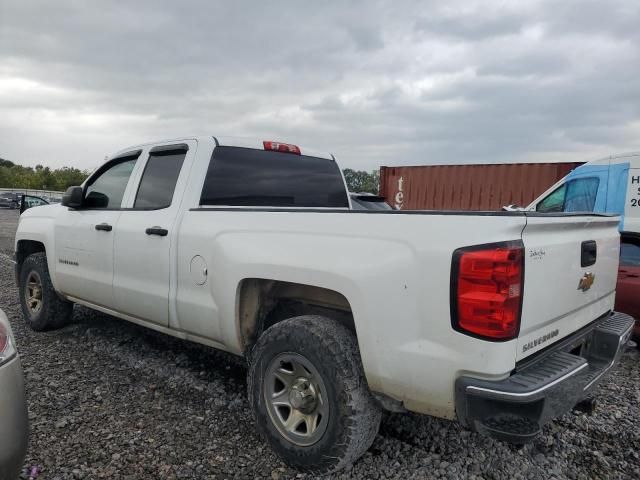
(342, 168, 380, 194)
(0, 157, 90, 191)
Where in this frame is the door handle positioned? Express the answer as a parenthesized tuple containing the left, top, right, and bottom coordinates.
(95, 223, 113, 232)
(146, 227, 168, 237)
(581, 240, 597, 267)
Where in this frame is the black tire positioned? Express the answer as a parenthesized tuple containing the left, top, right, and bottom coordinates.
(19, 252, 73, 331)
(248, 315, 381, 474)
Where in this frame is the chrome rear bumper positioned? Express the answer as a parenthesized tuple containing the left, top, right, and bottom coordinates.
(455, 311, 634, 443)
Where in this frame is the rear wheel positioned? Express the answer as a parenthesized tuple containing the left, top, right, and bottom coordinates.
(19, 252, 73, 331)
(248, 315, 381, 474)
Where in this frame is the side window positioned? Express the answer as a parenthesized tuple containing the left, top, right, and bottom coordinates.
(564, 177, 599, 212)
(134, 147, 187, 209)
(200, 146, 349, 208)
(84, 159, 137, 209)
(536, 184, 566, 212)
(620, 240, 640, 267)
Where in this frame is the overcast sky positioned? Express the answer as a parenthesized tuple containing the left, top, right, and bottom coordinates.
(1, 0, 639, 171)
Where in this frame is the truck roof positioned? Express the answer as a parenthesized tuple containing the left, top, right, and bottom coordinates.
(109, 136, 335, 161)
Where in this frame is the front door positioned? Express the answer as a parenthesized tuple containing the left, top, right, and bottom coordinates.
(112, 142, 194, 326)
(54, 155, 140, 307)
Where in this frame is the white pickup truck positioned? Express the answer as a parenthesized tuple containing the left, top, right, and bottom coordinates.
(14, 136, 634, 473)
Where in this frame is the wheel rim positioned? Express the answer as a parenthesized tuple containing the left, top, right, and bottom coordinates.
(25, 271, 43, 317)
(263, 352, 330, 446)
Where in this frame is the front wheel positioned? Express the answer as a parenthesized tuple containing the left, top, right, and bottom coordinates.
(19, 252, 73, 331)
(248, 315, 381, 474)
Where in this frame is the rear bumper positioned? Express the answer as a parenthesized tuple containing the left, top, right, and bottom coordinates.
(455, 311, 634, 443)
(0, 356, 29, 480)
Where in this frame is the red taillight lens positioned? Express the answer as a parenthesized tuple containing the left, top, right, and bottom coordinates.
(263, 141, 301, 155)
(451, 242, 524, 341)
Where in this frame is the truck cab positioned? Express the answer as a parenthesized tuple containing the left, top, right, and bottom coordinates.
(529, 153, 640, 339)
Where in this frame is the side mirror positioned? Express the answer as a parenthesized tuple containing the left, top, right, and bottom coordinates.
(61, 186, 83, 208)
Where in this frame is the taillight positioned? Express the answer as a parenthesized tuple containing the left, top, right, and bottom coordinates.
(263, 141, 301, 155)
(451, 241, 524, 341)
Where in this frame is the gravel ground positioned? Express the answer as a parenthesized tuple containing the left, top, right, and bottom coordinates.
(0, 208, 639, 479)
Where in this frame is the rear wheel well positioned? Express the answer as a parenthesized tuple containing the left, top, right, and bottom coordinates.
(16, 240, 46, 270)
(237, 279, 356, 354)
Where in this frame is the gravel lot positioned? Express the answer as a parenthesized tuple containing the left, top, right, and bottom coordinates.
(1, 208, 639, 479)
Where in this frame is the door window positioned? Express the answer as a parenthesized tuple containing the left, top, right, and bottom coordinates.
(22, 195, 49, 211)
(84, 159, 137, 209)
(134, 148, 187, 209)
(620, 240, 640, 267)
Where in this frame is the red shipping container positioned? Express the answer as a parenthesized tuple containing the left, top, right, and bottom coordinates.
(379, 162, 583, 211)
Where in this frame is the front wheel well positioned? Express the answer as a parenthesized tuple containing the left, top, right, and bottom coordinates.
(16, 240, 46, 270)
(237, 279, 356, 355)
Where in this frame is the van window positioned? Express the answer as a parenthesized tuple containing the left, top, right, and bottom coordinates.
(536, 177, 599, 213)
(200, 146, 349, 208)
(564, 178, 599, 212)
(536, 184, 566, 213)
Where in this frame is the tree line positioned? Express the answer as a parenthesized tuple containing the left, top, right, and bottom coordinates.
(0, 158, 91, 192)
(0, 157, 380, 195)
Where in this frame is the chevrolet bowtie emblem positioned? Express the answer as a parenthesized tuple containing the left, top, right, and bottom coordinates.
(578, 272, 595, 292)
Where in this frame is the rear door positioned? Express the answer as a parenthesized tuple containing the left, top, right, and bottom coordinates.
(112, 141, 195, 327)
(517, 214, 621, 360)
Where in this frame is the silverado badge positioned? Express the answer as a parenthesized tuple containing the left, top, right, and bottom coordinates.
(577, 272, 595, 292)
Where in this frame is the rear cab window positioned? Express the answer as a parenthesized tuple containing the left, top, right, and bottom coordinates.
(200, 146, 348, 208)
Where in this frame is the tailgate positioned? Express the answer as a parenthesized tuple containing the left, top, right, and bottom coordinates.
(517, 214, 620, 361)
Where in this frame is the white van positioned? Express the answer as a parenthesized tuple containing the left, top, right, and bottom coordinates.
(529, 153, 640, 341)
(529, 152, 640, 236)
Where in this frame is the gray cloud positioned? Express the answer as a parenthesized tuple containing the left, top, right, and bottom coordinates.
(0, 0, 639, 172)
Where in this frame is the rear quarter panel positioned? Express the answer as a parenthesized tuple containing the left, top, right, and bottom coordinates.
(176, 209, 528, 418)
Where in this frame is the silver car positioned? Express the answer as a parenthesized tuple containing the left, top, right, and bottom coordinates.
(0, 310, 28, 480)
